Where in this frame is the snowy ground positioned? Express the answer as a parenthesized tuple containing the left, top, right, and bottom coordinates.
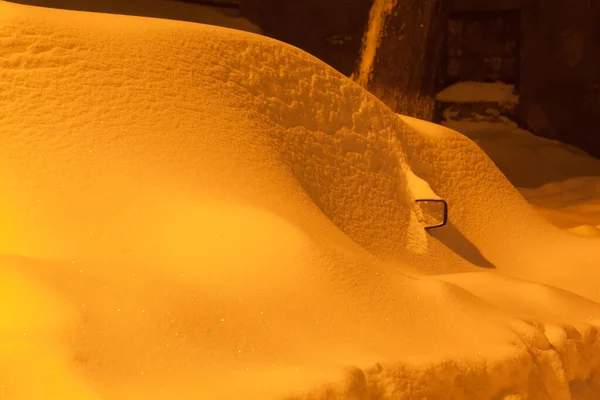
(1, 3, 600, 400)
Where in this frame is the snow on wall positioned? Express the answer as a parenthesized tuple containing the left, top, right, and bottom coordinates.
(353, 0, 397, 87)
(1, 2, 600, 399)
(436, 81, 519, 104)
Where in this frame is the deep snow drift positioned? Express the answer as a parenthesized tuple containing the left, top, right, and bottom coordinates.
(1, 2, 600, 399)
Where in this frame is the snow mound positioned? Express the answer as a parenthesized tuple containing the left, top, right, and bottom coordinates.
(436, 81, 519, 105)
(1, 2, 600, 399)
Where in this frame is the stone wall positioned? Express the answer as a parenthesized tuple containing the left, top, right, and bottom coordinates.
(240, 0, 372, 76)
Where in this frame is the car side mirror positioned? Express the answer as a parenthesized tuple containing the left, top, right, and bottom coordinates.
(415, 199, 448, 230)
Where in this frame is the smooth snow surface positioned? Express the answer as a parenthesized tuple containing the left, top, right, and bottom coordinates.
(1, 3, 600, 399)
(436, 81, 519, 105)
(520, 178, 600, 237)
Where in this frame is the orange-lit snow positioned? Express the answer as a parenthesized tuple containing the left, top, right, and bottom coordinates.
(444, 118, 600, 238)
(522, 178, 600, 238)
(1, 2, 600, 399)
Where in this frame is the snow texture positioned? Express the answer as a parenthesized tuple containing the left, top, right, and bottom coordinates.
(1, 2, 600, 399)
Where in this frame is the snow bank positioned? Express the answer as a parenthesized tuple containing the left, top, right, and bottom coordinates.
(1, 2, 600, 399)
(436, 81, 519, 105)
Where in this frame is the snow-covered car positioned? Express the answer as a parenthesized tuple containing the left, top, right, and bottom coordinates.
(1, 2, 600, 399)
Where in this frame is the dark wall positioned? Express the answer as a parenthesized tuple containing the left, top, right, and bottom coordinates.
(448, 0, 600, 157)
(518, 0, 600, 157)
(240, 0, 372, 76)
(446, 10, 520, 85)
(451, 0, 523, 12)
